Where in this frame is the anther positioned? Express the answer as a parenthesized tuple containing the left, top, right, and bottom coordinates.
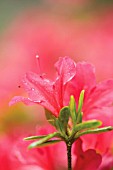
(36, 55, 41, 74)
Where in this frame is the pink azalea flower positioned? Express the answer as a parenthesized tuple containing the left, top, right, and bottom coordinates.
(9, 57, 76, 117)
(0, 126, 67, 170)
(9, 57, 113, 154)
(10, 57, 113, 120)
(0, 126, 101, 170)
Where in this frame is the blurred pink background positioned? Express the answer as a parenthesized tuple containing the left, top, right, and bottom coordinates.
(0, 1, 113, 169)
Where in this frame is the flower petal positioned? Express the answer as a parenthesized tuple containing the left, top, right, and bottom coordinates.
(9, 96, 35, 106)
(55, 57, 76, 85)
(84, 79, 113, 115)
(54, 57, 76, 107)
(83, 107, 113, 153)
(74, 138, 102, 170)
(22, 72, 59, 115)
(66, 62, 96, 106)
(98, 153, 113, 170)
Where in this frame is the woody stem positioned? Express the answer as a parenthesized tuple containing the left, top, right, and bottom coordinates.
(66, 141, 72, 170)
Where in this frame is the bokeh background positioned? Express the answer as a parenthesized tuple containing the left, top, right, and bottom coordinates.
(0, 0, 113, 163)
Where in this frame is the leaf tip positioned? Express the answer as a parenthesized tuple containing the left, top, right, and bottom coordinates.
(107, 126, 113, 131)
(28, 144, 34, 149)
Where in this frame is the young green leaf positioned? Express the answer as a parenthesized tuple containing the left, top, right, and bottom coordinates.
(45, 109, 56, 127)
(77, 90, 85, 113)
(69, 95, 77, 125)
(24, 135, 47, 141)
(58, 106, 70, 133)
(75, 126, 113, 138)
(71, 120, 102, 139)
(28, 132, 60, 149)
(29, 139, 62, 148)
(75, 120, 102, 132)
(55, 118, 63, 133)
(76, 112, 83, 124)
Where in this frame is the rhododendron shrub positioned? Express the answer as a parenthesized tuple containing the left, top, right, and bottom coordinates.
(9, 57, 113, 169)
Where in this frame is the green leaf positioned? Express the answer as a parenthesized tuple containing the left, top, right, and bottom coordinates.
(58, 106, 70, 133)
(28, 132, 60, 149)
(71, 120, 102, 139)
(24, 135, 47, 140)
(29, 139, 62, 148)
(55, 118, 67, 139)
(55, 118, 63, 132)
(75, 120, 102, 132)
(75, 126, 113, 138)
(69, 95, 77, 125)
(45, 109, 56, 127)
(77, 90, 85, 113)
(76, 112, 83, 124)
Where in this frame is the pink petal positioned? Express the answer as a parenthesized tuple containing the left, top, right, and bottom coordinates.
(9, 96, 35, 106)
(22, 72, 59, 115)
(23, 72, 54, 101)
(83, 79, 113, 116)
(82, 107, 113, 153)
(55, 57, 76, 85)
(9, 95, 58, 117)
(18, 165, 44, 170)
(74, 138, 102, 170)
(66, 62, 96, 106)
(99, 153, 113, 170)
(89, 80, 113, 107)
(54, 57, 76, 107)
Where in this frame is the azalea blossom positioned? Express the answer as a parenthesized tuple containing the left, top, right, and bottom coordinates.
(10, 57, 113, 119)
(9, 57, 76, 117)
(9, 57, 113, 156)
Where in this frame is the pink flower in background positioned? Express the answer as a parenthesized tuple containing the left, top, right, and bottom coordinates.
(74, 138, 102, 170)
(0, 126, 67, 170)
(0, 126, 102, 170)
(0, 136, 12, 170)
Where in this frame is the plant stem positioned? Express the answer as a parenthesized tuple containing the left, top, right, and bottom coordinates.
(66, 141, 72, 170)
